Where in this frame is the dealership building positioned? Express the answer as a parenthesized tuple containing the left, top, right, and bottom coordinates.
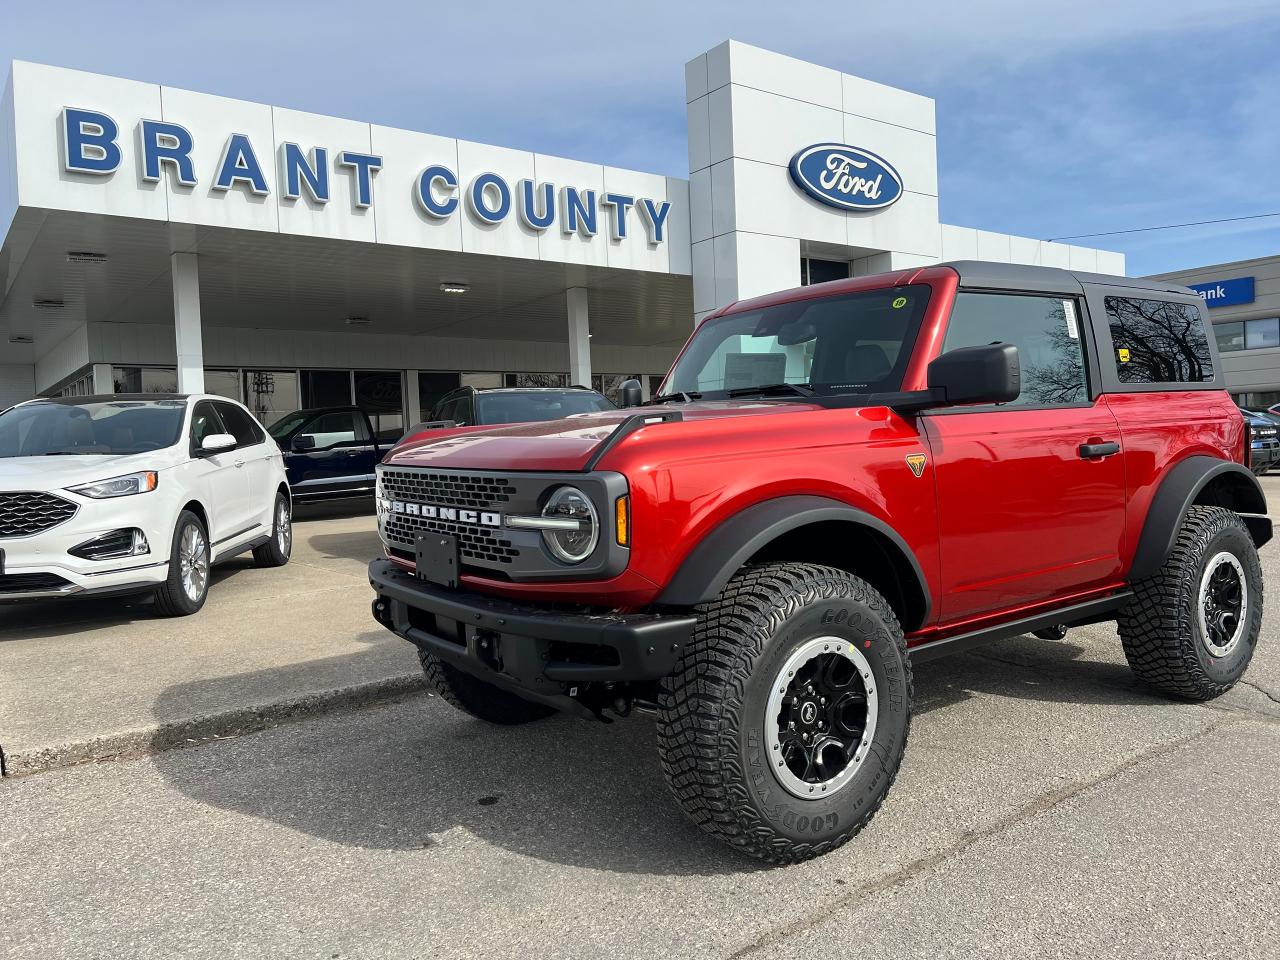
(1149, 255, 1280, 408)
(0, 41, 1123, 430)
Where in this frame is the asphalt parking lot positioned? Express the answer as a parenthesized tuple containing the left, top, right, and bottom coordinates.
(2, 492, 1280, 959)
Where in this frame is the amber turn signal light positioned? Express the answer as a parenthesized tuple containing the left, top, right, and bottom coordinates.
(615, 495, 630, 546)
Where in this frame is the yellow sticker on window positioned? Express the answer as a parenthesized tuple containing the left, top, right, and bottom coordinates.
(1118, 348, 1131, 362)
(892, 296, 907, 309)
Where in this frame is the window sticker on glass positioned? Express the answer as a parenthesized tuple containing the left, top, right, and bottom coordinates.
(1118, 347, 1131, 363)
(1063, 300, 1079, 340)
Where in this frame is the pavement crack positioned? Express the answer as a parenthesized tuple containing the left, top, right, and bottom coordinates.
(1240, 679, 1280, 707)
(726, 722, 1225, 960)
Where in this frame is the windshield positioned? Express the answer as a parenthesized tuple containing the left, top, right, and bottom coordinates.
(660, 284, 931, 399)
(268, 411, 311, 439)
(477, 391, 616, 425)
(0, 400, 188, 457)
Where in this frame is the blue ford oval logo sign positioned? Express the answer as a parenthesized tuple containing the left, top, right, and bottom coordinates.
(788, 143, 903, 212)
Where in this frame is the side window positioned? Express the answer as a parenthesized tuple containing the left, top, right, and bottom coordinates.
(431, 394, 458, 422)
(213, 401, 266, 447)
(190, 401, 226, 445)
(943, 292, 1088, 407)
(305, 411, 368, 448)
(1104, 297, 1214, 384)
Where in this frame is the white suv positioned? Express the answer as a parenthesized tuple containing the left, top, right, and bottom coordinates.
(0, 393, 291, 616)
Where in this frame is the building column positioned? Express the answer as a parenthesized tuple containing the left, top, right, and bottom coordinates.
(171, 252, 205, 393)
(567, 287, 591, 387)
(91, 363, 113, 394)
(405, 369, 421, 427)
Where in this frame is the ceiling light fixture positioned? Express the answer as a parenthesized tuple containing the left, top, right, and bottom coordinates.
(439, 282, 469, 295)
(66, 251, 108, 264)
(32, 298, 65, 310)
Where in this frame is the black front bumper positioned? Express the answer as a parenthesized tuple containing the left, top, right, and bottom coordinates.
(369, 559, 696, 706)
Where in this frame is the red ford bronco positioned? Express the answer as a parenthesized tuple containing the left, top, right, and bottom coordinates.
(369, 261, 1270, 863)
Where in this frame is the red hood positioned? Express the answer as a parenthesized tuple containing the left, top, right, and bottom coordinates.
(385, 400, 822, 471)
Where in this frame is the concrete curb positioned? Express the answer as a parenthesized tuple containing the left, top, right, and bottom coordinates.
(0, 673, 427, 779)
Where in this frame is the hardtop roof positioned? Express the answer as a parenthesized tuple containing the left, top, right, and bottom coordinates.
(944, 260, 1196, 297)
(719, 260, 1199, 317)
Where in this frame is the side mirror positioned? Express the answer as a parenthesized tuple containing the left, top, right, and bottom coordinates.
(618, 378, 643, 408)
(926, 343, 1020, 407)
(291, 434, 317, 452)
(201, 433, 236, 453)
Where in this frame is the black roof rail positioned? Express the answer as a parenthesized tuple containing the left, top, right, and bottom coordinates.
(582, 410, 683, 472)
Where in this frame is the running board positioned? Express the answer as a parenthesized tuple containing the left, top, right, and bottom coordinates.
(213, 534, 272, 564)
(908, 591, 1133, 663)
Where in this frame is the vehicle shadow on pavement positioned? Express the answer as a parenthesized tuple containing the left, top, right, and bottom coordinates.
(304, 529, 382, 564)
(149, 671, 762, 877)
(0, 594, 160, 640)
(911, 632, 1167, 715)
(146, 631, 1162, 875)
(0, 549, 304, 642)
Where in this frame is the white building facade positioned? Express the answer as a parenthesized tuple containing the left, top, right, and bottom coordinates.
(0, 41, 1123, 431)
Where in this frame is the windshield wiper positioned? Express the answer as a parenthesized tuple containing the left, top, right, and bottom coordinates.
(651, 391, 701, 404)
(727, 382, 816, 399)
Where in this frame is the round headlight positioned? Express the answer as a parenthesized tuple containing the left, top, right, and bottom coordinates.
(541, 486, 598, 563)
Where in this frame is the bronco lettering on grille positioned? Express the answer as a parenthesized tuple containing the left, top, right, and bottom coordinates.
(390, 500, 502, 527)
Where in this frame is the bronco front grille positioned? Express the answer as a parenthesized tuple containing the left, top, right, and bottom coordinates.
(380, 470, 516, 511)
(384, 514, 520, 565)
(380, 468, 521, 565)
(0, 492, 79, 538)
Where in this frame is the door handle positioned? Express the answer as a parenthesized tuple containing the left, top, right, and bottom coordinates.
(234, 459, 246, 469)
(1078, 441, 1120, 459)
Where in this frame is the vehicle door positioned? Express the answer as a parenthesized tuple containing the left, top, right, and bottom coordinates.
(213, 400, 278, 531)
(923, 289, 1128, 624)
(289, 410, 376, 498)
(188, 400, 251, 544)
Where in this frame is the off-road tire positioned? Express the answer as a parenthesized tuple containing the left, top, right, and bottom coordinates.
(418, 650, 557, 725)
(1119, 505, 1263, 701)
(153, 510, 210, 617)
(253, 491, 292, 567)
(657, 562, 913, 864)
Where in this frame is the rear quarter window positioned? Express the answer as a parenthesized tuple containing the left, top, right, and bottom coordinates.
(1104, 296, 1215, 385)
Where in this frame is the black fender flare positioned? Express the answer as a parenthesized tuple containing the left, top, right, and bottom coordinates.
(656, 495, 931, 629)
(1129, 455, 1271, 582)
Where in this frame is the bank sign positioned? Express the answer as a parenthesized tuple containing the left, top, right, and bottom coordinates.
(59, 107, 673, 245)
(788, 143, 903, 212)
(1188, 276, 1255, 309)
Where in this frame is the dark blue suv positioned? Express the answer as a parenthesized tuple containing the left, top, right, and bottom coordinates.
(268, 406, 384, 501)
(1241, 408, 1280, 476)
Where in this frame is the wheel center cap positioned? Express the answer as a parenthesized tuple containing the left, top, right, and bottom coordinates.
(800, 701, 818, 725)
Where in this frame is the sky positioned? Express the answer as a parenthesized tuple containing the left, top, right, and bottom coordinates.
(3, 0, 1277, 276)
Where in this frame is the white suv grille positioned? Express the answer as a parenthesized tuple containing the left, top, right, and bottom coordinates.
(0, 491, 79, 538)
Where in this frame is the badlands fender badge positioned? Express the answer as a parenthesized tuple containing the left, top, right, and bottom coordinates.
(905, 453, 927, 478)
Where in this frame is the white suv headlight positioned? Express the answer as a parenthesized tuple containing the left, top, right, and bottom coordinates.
(68, 471, 159, 499)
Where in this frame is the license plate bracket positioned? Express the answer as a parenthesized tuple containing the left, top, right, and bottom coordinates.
(415, 533, 459, 589)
